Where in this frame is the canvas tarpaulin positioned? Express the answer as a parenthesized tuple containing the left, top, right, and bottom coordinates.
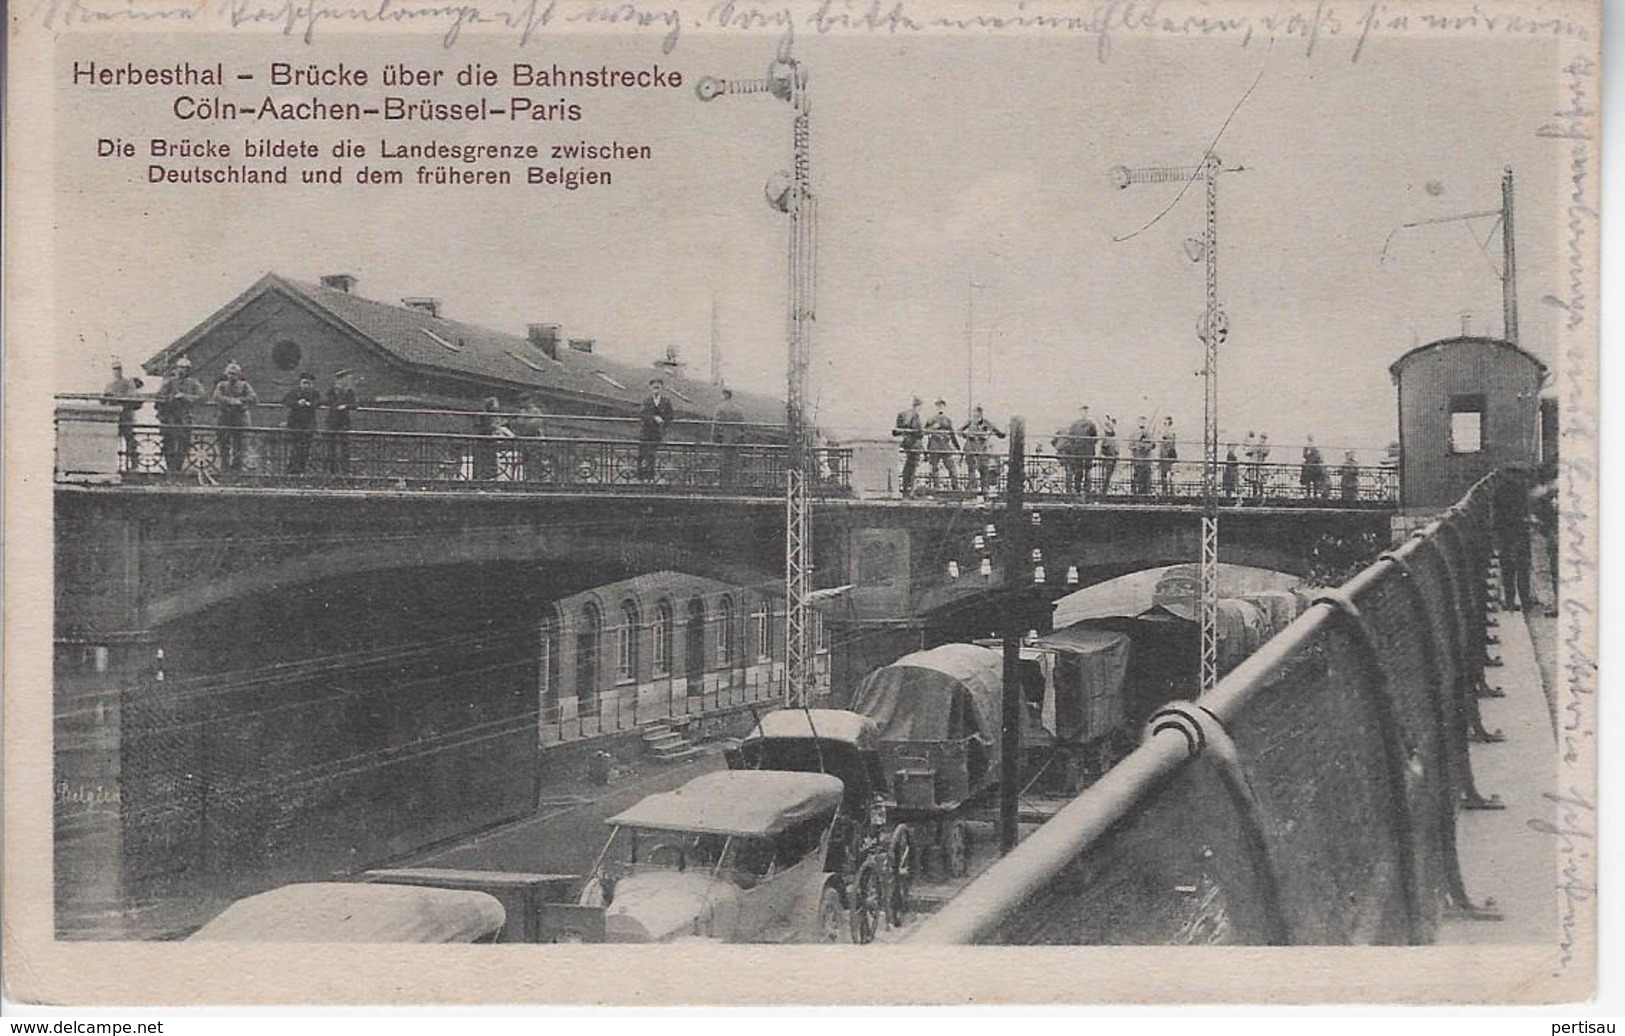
(849, 642, 1002, 764)
(1032, 626, 1131, 743)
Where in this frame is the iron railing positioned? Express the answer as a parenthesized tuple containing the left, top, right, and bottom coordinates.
(907, 451, 1398, 507)
(93, 422, 853, 496)
(905, 470, 1506, 945)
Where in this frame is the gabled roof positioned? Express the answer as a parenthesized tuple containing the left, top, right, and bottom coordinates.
(1388, 335, 1548, 379)
(146, 273, 785, 426)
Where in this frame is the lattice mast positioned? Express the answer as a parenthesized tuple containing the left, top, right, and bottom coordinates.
(697, 57, 817, 707)
(1111, 155, 1238, 693)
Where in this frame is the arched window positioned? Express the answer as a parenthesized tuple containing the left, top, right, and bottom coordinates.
(539, 615, 561, 718)
(652, 600, 673, 676)
(753, 599, 773, 661)
(577, 602, 602, 714)
(616, 600, 640, 683)
(716, 597, 735, 667)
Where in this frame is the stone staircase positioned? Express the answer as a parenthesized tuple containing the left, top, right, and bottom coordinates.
(641, 719, 706, 763)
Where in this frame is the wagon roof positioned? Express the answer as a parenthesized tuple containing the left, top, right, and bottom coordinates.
(743, 708, 882, 750)
(607, 770, 844, 837)
(849, 643, 1003, 745)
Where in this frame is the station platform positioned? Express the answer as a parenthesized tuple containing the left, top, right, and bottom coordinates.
(1439, 585, 1561, 945)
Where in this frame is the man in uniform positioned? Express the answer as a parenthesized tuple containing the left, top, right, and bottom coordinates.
(102, 359, 144, 471)
(155, 357, 205, 473)
(210, 361, 259, 474)
(1098, 415, 1119, 496)
(1339, 449, 1360, 502)
(1492, 466, 1534, 611)
(324, 370, 359, 476)
(959, 405, 1006, 496)
(891, 396, 924, 497)
(1158, 417, 1179, 496)
(1130, 416, 1155, 496)
(711, 387, 745, 487)
(1053, 406, 1098, 498)
(923, 400, 961, 491)
(638, 378, 675, 482)
(281, 372, 322, 475)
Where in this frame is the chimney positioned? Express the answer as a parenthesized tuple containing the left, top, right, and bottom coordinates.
(402, 297, 443, 319)
(527, 323, 561, 360)
(655, 344, 683, 372)
(320, 273, 358, 293)
(1460, 311, 1472, 336)
(568, 338, 595, 354)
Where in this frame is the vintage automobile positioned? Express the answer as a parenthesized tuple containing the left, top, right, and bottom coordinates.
(186, 881, 508, 943)
(727, 708, 904, 938)
(578, 769, 854, 943)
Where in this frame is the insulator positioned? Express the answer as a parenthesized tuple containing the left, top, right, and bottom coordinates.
(1034, 565, 1046, 584)
(1066, 565, 1080, 585)
(1031, 548, 1043, 564)
(972, 534, 985, 552)
(980, 558, 993, 578)
(948, 560, 960, 579)
(1030, 511, 1042, 526)
(985, 523, 998, 539)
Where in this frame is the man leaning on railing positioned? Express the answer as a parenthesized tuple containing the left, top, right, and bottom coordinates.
(210, 362, 259, 474)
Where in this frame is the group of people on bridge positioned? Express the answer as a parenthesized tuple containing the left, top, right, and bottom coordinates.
(106, 358, 357, 476)
(891, 396, 1373, 504)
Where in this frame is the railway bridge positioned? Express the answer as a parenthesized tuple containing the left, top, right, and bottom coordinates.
(52, 409, 1398, 936)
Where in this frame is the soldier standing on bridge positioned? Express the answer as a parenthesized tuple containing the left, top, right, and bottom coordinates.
(1098, 415, 1119, 496)
(892, 396, 924, 496)
(210, 362, 259, 474)
(472, 396, 506, 481)
(1130, 416, 1155, 496)
(638, 378, 674, 482)
(1223, 441, 1240, 501)
(324, 370, 358, 476)
(1053, 406, 1097, 498)
(102, 359, 145, 471)
(1339, 449, 1360, 502)
(282, 372, 322, 475)
(960, 405, 1005, 496)
(923, 399, 961, 492)
(1250, 433, 1272, 500)
(711, 388, 745, 488)
(1158, 417, 1178, 496)
(1492, 466, 1534, 611)
(155, 357, 205, 474)
(1300, 435, 1327, 500)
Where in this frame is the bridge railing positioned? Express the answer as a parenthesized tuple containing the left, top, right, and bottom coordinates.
(56, 413, 853, 496)
(907, 451, 1397, 507)
(906, 471, 1506, 946)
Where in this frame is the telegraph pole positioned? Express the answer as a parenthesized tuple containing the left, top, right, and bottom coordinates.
(998, 417, 1026, 854)
(1110, 155, 1245, 694)
(1502, 166, 1518, 345)
(697, 57, 817, 707)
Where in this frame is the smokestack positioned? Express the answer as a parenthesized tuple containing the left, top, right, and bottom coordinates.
(320, 273, 357, 293)
(402, 297, 443, 318)
(568, 338, 595, 354)
(527, 323, 561, 360)
(1460, 311, 1472, 336)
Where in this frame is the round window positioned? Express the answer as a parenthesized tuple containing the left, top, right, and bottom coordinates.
(271, 340, 302, 371)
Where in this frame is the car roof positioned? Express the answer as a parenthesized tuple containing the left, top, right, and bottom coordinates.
(187, 882, 506, 943)
(607, 770, 845, 837)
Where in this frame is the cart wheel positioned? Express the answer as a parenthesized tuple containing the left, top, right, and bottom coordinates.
(850, 860, 885, 945)
(887, 826, 914, 927)
(942, 820, 969, 879)
(818, 885, 848, 944)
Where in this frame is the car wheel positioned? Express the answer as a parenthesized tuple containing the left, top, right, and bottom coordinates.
(850, 861, 884, 945)
(887, 826, 914, 928)
(943, 820, 969, 879)
(818, 886, 848, 944)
